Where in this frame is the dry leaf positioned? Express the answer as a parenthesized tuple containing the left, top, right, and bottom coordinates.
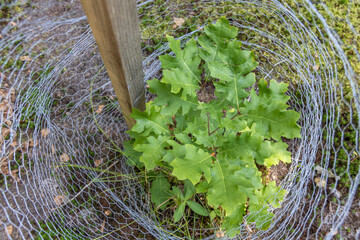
(245, 223, 253, 233)
(313, 65, 319, 71)
(0, 100, 10, 112)
(6, 225, 13, 235)
(104, 209, 111, 216)
(41, 128, 50, 138)
(0, 149, 14, 176)
(51, 145, 56, 154)
(1, 128, 11, 142)
(216, 230, 225, 238)
(10, 88, 16, 102)
(100, 220, 106, 232)
(10, 21, 16, 26)
(0, 35, 2, 39)
(96, 105, 105, 114)
(1, 165, 10, 175)
(94, 159, 103, 167)
(29, 139, 37, 147)
(173, 17, 185, 28)
(314, 177, 326, 188)
(60, 153, 70, 162)
(315, 165, 340, 180)
(10, 140, 17, 147)
(20, 55, 32, 61)
(11, 169, 20, 182)
(54, 195, 64, 206)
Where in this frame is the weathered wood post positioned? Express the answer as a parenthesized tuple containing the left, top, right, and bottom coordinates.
(81, 0, 145, 128)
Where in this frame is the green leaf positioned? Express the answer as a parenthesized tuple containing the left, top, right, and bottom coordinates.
(247, 182, 286, 229)
(251, 181, 287, 208)
(170, 144, 213, 185)
(255, 141, 291, 167)
(174, 133, 192, 145)
(210, 211, 217, 220)
(198, 17, 238, 71)
(148, 78, 198, 115)
(150, 175, 171, 210)
(247, 204, 274, 230)
(122, 140, 143, 168)
(221, 204, 245, 237)
(218, 131, 262, 167)
(186, 201, 208, 216)
(172, 186, 184, 200)
(240, 79, 301, 140)
(196, 181, 210, 193)
(173, 202, 186, 223)
(206, 161, 262, 216)
(134, 135, 170, 170)
(184, 180, 196, 200)
(160, 37, 201, 99)
(184, 113, 224, 148)
(130, 102, 172, 137)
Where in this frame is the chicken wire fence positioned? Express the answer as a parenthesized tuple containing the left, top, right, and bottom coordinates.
(0, 0, 359, 239)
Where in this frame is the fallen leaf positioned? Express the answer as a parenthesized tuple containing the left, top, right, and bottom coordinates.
(94, 159, 103, 167)
(1, 164, 10, 175)
(0, 128, 11, 145)
(173, 17, 185, 28)
(10, 140, 17, 147)
(315, 165, 340, 180)
(11, 169, 20, 182)
(41, 128, 50, 138)
(60, 153, 70, 162)
(314, 177, 326, 188)
(96, 105, 105, 114)
(245, 223, 253, 233)
(10, 88, 16, 102)
(216, 230, 225, 238)
(0, 149, 14, 175)
(10, 21, 16, 26)
(6, 225, 13, 235)
(0, 35, 2, 39)
(54, 195, 65, 206)
(20, 55, 32, 61)
(104, 209, 111, 216)
(29, 139, 37, 147)
(51, 145, 56, 154)
(313, 65, 319, 71)
(100, 220, 106, 232)
(0, 99, 10, 112)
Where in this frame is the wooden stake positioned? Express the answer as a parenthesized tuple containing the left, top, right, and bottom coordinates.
(81, 0, 145, 128)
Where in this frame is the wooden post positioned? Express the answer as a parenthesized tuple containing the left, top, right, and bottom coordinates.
(81, 0, 145, 128)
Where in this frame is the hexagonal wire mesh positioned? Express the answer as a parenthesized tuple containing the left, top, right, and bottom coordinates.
(0, 0, 359, 239)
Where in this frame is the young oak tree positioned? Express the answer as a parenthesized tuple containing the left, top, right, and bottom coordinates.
(124, 17, 301, 236)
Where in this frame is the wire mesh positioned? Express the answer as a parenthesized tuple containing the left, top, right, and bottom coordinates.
(0, 0, 359, 239)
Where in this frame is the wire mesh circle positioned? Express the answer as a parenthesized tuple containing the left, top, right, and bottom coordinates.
(0, 0, 359, 239)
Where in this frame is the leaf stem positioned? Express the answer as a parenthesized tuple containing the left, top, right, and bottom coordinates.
(209, 127, 220, 136)
(207, 112, 210, 136)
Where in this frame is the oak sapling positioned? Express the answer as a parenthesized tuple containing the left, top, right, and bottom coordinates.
(124, 17, 301, 236)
